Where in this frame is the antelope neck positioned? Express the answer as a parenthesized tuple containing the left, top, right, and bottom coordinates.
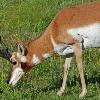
(26, 34, 54, 65)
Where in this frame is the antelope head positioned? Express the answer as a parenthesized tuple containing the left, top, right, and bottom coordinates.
(7, 44, 29, 86)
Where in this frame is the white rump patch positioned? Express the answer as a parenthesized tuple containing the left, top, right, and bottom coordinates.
(32, 54, 41, 65)
(67, 23, 100, 48)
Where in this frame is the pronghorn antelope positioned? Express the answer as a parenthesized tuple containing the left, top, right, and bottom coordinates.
(7, 2, 100, 97)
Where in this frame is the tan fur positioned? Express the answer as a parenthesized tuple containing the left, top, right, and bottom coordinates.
(25, 2, 100, 97)
(8, 2, 100, 97)
(27, 2, 100, 62)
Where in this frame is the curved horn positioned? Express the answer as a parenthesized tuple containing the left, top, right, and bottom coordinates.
(0, 36, 12, 61)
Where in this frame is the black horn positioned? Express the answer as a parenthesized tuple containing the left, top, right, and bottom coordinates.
(0, 36, 12, 61)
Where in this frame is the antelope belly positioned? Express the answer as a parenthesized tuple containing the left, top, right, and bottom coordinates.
(67, 23, 100, 48)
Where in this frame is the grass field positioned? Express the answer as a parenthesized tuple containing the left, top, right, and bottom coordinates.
(0, 0, 100, 100)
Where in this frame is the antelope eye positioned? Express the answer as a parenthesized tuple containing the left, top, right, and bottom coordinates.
(12, 61, 17, 65)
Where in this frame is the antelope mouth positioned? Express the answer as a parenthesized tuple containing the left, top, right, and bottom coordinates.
(8, 67, 25, 86)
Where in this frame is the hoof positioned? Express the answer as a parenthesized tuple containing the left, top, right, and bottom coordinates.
(57, 91, 63, 96)
(79, 90, 87, 98)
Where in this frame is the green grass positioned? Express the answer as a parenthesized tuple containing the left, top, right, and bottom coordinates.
(0, 0, 100, 100)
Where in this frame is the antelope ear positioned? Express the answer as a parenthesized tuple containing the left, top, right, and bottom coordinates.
(18, 44, 28, 56)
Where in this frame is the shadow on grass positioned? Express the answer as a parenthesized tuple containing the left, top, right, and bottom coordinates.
(16, 70, 100, 99)
(84, 71, 100, 85)
(40, 76, 78, 93)
(0, 88, 4, 94)
(40, 71, 100, 93)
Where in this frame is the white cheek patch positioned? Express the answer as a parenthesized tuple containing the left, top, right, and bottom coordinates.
(17, 52, 21, 58)
(10, 52, 17, 61)
(32, 54, 41, 65)
(16, 52, 27, 63)
(20, 56, 27, 62)
(42, 53, 51, 59)
(9, 67, 24, 86)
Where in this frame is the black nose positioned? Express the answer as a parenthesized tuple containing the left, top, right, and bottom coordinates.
(6, 80, 9, 84)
